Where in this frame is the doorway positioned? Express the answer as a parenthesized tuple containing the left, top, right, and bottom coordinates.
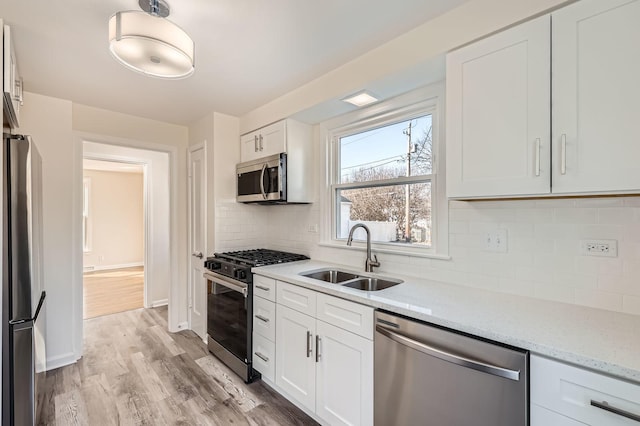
(82, 159, 145, 318)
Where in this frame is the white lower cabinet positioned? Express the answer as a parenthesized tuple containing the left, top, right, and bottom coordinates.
(256, 275, 373, 426)
(315, 320, 373, 426)
(531, 354, 640, 425)
(275, 305, 317, 412)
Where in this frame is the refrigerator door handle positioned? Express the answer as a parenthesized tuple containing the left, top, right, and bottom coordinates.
(8, 291, 46, 325)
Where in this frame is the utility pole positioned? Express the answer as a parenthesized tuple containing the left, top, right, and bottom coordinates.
(403, 122, 413, 243)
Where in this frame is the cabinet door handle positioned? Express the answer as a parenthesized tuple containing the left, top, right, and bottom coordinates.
(255, 314, 269, 323)
(254, 352, 269, 363)
(560, 134, 567, 175)
(306, 331, 312, 358)
(254, 135, 258, 152)
(259, 135, 264, 151)
(534, 138, 541, 177)
(315, 335, 321, 362)
(590, 400, 640, 422)
(255, 285, 270, 291)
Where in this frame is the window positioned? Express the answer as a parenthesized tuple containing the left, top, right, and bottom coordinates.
(324, 86, 447, 256)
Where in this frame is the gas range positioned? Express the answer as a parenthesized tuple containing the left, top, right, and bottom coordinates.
(204, 249, 309, 284)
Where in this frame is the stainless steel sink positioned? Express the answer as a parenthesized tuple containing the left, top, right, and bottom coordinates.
(341, 277, 403, 291)
(300, 268, 403, 291)
(301, 269, 359, 283)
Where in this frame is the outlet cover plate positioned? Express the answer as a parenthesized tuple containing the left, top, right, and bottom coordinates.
(483, 229, 508, 253)
(580, 239, 617, 257)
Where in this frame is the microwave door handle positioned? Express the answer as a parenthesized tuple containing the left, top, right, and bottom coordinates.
(260, 163, 268, 199)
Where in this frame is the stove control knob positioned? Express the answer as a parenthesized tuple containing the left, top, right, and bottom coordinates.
(236, 270, 246, 280)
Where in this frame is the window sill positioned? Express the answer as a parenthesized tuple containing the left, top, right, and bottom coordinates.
(318, 241, 451, 261)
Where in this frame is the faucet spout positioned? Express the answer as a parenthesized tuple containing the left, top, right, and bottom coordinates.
(346, 223, 381, 272)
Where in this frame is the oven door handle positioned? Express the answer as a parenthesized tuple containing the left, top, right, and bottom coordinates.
(204, 272, 248, 298)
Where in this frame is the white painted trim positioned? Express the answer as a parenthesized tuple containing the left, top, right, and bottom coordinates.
(150, 298, 168, 308)
(176, 321, 189, 331)
(83, 262, 144, 272)
(187, 143, 205, 333)
(46, 351, 80, 371)
(73, 131, 182, 363)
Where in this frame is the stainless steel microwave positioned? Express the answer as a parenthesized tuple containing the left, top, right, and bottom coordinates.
(236, 153, 287, 203)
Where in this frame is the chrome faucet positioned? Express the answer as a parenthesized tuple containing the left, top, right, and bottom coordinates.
(346, 223, 380, 272)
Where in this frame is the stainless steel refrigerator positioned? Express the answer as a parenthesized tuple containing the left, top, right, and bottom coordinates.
(2, 133, 46, 425)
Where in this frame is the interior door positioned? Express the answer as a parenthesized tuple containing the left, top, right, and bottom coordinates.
(188, 147, 206, 339)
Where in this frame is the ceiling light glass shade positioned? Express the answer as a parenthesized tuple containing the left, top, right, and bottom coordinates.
(109, 11, 195, 79)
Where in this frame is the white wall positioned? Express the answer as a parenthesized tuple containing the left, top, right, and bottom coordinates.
(17, 92, 189, 369)
(83, 169, 144, 269)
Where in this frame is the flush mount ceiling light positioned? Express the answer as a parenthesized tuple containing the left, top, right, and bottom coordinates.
(342, 91, 379, 107)
(108, 0, 195, 79)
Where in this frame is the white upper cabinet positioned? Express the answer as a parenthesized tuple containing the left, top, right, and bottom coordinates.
(551, 0, 640, 194)
(240, 119, 311, 163)
(446, 15, 551, 198)
(241, 120, 286, 162)
(447, 0, 640, 198)
(3, 23, 23, 129)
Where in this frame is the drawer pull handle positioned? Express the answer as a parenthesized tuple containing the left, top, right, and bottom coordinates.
(255, 315, 269, 323)
(254, 352, 269, 363)
(255, 285, 270, 291)
(590, 400, 640, 422)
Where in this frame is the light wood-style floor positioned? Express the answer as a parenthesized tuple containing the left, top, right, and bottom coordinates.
(38, 306, 317, 426)
(83, 267, 144, 319)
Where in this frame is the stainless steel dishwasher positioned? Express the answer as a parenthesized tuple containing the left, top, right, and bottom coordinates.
(375, 310, 528, 426)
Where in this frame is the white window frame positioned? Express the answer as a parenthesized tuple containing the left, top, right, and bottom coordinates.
(320, 84, 449, 258)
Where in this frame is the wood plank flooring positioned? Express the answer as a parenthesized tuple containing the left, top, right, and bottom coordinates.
(83, 267, 144, 319)
(39, 306, 318, 426)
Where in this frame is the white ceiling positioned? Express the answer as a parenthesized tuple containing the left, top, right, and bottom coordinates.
(1, 0, 468, 125)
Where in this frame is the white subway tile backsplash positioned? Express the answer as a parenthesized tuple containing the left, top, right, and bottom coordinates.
(218, 196, 640, 316)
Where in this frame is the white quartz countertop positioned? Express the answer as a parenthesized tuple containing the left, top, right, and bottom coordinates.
(253, 260, 640, 383)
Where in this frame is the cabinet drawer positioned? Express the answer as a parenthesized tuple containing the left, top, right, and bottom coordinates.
(277, 281, 317, 316)
(252, 333, 275, 382)
(253, 297, 276, 341)
(316, 293, 374, 340)
(531, 404, 587, 426)
(531, 355, 640, 425)
(254, 275, 276, 302)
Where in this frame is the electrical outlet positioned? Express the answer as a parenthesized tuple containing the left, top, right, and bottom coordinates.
(307, 224, 319, 233)
(580, 239, 617, 257)
(483, 229, 508, 253)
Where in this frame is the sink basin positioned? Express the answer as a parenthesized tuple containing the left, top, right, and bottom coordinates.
(341, 277, 403, 291)
(301, 269, 359, 283)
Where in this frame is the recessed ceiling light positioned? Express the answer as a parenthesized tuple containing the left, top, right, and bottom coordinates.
(342, 91, 379, 107)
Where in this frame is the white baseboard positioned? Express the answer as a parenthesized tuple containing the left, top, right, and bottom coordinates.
(46, 351, 80, 371)
(83, 262, 143, 272)
(150, 299, 168, 308)
(175, 321, 189, 332)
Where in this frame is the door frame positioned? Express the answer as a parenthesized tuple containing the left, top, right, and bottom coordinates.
(70, 132, 181, 367)
(187, 143, 206, 339)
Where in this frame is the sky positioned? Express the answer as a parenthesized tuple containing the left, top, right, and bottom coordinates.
(339, 114, 432, 182)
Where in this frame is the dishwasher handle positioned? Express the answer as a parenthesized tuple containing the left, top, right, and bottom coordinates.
(376, 324, 520, 381)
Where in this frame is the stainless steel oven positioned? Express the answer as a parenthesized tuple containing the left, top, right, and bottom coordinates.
(204, 271, 257, 382)
(236, 153, 286, 203)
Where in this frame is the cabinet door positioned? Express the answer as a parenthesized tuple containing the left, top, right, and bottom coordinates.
(258, 120, 286, 158)
(275, 305, 316, 412)
(240, 130, 260, 162)
(446, 15, 550, 198)
(316, 321, 373, 426)
(552, 0, 640, 194)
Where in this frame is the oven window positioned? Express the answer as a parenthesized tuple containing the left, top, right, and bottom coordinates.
(207, 285, 247, 361)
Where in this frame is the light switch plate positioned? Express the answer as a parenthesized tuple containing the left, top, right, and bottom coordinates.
(483, 229, 508, 253)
